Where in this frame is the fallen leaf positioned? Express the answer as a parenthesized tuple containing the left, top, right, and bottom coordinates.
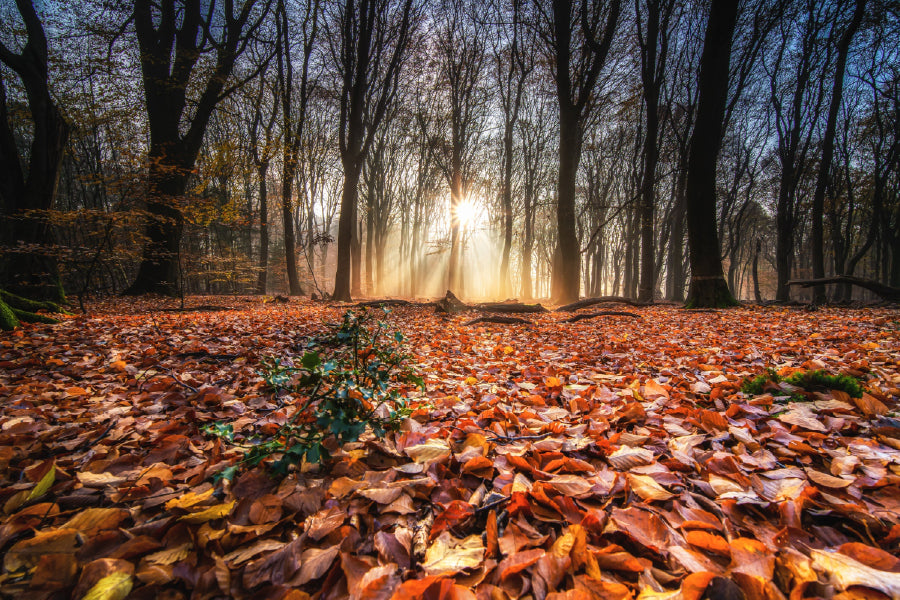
(626, 473, 675, 502)
(292, 544, 340, 585)
(178, 500, 234, 523)
(422, 532, 484, 576)
(811, 549, 900, 597)
(405, 438, 451, 463)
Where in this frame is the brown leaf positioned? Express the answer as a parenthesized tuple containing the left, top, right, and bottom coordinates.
(292, 544, 340, 585)
(4, 528, 80, 571)
(353, 563, 400, 600)
(547, 474, 593, 498)
(242, 535, 305, 588)
(249, 494, 283, 524)
(306, 506, 346, 541)
(607, 507, 669, 554)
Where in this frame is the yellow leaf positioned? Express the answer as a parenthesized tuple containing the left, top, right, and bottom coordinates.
(626, 474, 675, 502)
(503, 346, 514, 355)
(178, 501, 234, 523)
(422, 532, 484, 576)
(144, 543, 192, 566)
(82, 571, 133, 600)
(465, 376, 478, 385)
(26, 465, 55, 502)
(165, 487, 215, 511)
(405, 439, 451, 464)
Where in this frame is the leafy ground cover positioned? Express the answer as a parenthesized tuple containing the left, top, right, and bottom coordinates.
(0, 298, 899, 600)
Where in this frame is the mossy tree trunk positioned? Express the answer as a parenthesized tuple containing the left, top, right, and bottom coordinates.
(0, 289, 64, 330)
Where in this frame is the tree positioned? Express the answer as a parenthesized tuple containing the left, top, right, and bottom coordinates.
(275, 0, 319, 296)
(684, 0, 739, 307)
(810, 0, 866, 303)
(635, 0, 675, 302)
(331, 0, 418, 302)
(124, 0, 271, 295)
(494, 0, 533, 298)
(539, 0, 621, 304)
(433, 0, 488, 294)
(0, 0, 69, 303)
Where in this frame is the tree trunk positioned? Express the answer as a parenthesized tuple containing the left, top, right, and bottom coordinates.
(448, 155, 463, 294)
(282, 171, 302, 295)
(334, 159, 362, 301)
(684, 0, 739, 308)
(666, 167, 686, 301)
(553, 107, 583, 303)
(0, 9, 69, 303)
(351, 218, 362, 297)
(499, 129, 514, 298)
(637, 0, 663, 304)
(752, 239, 762, 302)
(256, 162, 269, 294)
(365, 171, 375, 295)
(125, 157, 186, 296)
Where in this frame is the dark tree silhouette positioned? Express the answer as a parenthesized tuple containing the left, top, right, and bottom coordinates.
(541, 0, 621, 304)
(331, 0, 418, 302)
(684, 0, 739, 308)
(125, 0, 270, 296)
(0, 0, 69, 302)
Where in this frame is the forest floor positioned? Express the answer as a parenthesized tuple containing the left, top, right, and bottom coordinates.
(1, 297, 899, 600)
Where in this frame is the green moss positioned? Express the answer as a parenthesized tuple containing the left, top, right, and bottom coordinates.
(741, 368, 864, 400)
(0, 299, 18, 330)
(11, 308, 58, 325)
(741, 368, 779, 395)
(784, 370, 863, 398)
(0, 289, 66, 314)
(0, 289, 65, 330)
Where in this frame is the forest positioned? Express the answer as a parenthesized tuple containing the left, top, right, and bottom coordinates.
(0, 0, 897, 310)
(1, 0, 900, 599)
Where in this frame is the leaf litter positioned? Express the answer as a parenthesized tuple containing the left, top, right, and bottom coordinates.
(0, 298, 899, 599)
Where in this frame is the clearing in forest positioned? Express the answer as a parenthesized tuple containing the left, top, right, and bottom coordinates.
(0, 299, 899, 599)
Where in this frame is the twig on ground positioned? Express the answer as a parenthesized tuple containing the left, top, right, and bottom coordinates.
(464, 316, 531, 326)
(564, 310, 641, 322)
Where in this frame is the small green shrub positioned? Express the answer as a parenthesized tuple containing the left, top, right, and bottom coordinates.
(204, 309, 424, 476)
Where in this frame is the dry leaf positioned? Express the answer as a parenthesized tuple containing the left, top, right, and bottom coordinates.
(626, 473, 675, 501)
(422, 532, 484, 576)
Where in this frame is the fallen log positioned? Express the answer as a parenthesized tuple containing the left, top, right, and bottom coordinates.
(464, 316, 531, 326)
(786, 276, 900, 301)
(555, 296, 647, 312)
(564, 310, 641, 323)
(353, 298, 417, 308)
(475, 301, 548, 314)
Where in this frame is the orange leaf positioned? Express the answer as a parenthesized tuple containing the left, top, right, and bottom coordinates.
(685, 530, 731, 556)
(430, 501, 474, 541)
(680, 572, 717, 600)
(485, 510, 499, 559)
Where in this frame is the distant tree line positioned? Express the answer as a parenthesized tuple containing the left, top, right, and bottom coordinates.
(1, 0, 898, 309)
